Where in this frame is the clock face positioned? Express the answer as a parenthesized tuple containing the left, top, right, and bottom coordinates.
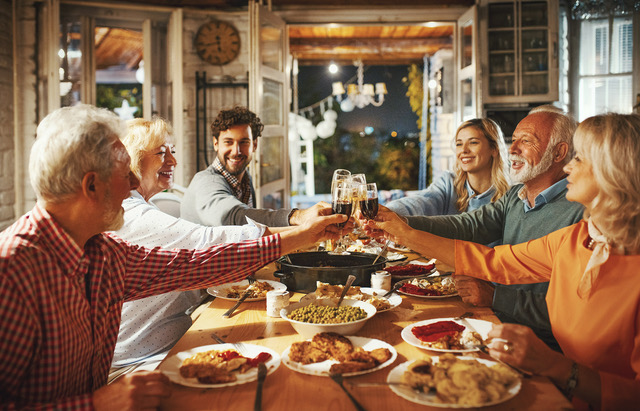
(195, 21, 241, 65)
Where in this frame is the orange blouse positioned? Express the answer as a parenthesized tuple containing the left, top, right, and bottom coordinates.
(454, 220, 640, 410)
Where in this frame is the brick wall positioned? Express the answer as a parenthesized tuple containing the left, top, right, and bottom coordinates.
(0, 0, 14, 230)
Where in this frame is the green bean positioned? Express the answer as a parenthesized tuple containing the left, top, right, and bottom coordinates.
(288, 305, 367, 324)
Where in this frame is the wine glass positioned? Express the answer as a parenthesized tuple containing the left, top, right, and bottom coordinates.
(331, 169, 351, 196)
(358, 183, 379, 220)
(330, 185, 353, 254)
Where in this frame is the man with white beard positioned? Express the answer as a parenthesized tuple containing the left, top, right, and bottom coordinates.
(404, 105, 584, 350)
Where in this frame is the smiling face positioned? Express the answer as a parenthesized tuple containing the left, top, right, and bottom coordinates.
(213, 124, 256, 177)
(104, 140, 140, 231)
(138, 139, 176, 200)
(563, 150, 599, 210)
(455, 126, 495, 175)
(508, 112, 557, 183)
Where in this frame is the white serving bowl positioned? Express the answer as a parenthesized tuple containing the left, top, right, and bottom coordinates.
(280, 298, 377, 339)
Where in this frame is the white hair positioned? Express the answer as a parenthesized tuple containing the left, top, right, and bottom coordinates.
(529, 105, 577, 163)
(29, 104, 126, 203)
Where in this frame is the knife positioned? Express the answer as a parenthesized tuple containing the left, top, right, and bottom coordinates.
(223, 289, 252, 318)
(254, 362, 267, 411)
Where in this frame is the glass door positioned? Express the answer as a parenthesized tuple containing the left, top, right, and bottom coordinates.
(457, 5, 479, 123)
(249, 2, 290, 209)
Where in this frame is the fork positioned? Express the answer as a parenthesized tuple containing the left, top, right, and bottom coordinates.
(223, 276, 256, 318)
(210, 332, 250, 356)
(328, 373, 368, 411)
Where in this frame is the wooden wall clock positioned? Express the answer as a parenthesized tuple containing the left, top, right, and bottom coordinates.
(194, 21, 241, 65)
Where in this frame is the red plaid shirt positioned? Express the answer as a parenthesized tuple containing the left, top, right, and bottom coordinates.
(0, 204, 279, 409)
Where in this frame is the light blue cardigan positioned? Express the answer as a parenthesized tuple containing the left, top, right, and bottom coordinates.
(385, 171, 496, 217)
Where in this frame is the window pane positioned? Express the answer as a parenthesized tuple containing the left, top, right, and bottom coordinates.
(259, 135, 284, 184)
(461, 21, 473, 69)
(578, 76, 632, 121)
(261, 78, 282, 125)
(95, 27, 143, 119)
(611, 17, 632, 73)
(261, 24, 282, 71)
(59, 20, 83, 107)
(579, 19, 609, 76)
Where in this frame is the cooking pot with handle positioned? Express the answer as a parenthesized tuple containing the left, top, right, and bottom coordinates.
(273, 251, 388, 293)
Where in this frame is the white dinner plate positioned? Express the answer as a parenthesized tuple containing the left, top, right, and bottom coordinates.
(401, 318, 494, 353)
(282, 336, 397, 377)
(395, 277, 458, 299)
(158, 343, 281, 388)
(386, 357, 522, 408)
(299, 287, 402, 313)
(385, 252, 408, 262)
(206, 279, 286, 301)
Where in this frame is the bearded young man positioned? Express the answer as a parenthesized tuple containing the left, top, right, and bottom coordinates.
(182, 106, 325, 227)
(402, 105, 584, 350)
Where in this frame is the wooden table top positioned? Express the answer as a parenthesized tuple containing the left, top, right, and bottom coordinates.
(158, 257, 572, 411)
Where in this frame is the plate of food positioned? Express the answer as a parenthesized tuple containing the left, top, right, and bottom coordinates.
(401, 317, 493, 352)
(207, 279, 286, 301)
(282, 333, 397, 377)
(345, 239, 407, 262)
(300, 282, 402, 312)
(387, 354, 521, 408)
(385, 262, 437, 280)
(158, 343, 281, 388)
(396, 276, 458, 299)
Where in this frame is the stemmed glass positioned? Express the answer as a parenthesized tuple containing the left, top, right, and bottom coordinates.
(331, 169, 351, 195)
(330, 185, 353, 254)
(358, 183, 379, 220)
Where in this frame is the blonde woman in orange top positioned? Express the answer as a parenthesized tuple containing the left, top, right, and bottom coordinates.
(366, 113, 640, 410)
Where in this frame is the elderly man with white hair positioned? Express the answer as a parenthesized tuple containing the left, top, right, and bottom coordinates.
(399, 105, 584, 351)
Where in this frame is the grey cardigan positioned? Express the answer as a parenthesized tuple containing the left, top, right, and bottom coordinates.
(181, 164, 293, 227)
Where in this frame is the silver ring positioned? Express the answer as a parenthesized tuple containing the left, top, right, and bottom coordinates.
(503, 342, 512, 353)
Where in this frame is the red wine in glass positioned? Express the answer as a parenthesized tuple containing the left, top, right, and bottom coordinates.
(359, 198, 378, 220)
(332, 200, 353, 228)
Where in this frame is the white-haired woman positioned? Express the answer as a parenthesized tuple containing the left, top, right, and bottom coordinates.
(110, 117, 273, 376)
(367, 113, 640, 409)
(386, 118, 510, 216)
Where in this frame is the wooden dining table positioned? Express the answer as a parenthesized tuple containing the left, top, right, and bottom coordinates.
(158, 255, 573, 411)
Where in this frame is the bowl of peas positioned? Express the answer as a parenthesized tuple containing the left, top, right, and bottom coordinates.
(280, 298, 377, 339)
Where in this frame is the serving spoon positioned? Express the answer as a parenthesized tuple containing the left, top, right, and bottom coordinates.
(337, 275, 356, 306)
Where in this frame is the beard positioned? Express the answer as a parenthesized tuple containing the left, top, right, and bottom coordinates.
(103, 189, 125, 231)
(509, 148, 555, 183)
(222, 155, 250, 176)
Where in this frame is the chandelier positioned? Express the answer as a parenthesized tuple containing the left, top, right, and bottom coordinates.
(331, 59, 387, 111)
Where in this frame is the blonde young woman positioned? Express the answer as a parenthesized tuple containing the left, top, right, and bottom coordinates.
(386, 118, 510, 216)
(367, 113, 640, 409)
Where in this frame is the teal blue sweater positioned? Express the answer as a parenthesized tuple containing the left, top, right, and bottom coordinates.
(407, 182, 584, 349)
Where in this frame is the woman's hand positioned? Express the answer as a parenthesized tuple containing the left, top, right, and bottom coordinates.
(487, 323, 565, 375)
